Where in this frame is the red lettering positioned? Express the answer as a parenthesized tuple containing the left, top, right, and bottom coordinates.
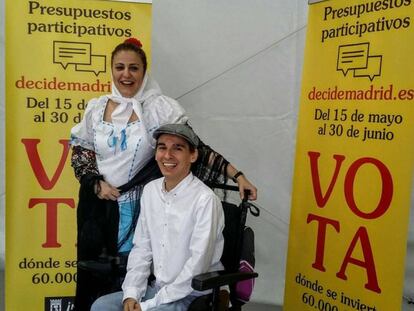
(309, 152, 346, 207)
(29, 198, 75, 248)
(336, 227, 381, 293)
(21, 139, 70, 190)
(344, 157, 393, 219)
(307, 213, 340, 272)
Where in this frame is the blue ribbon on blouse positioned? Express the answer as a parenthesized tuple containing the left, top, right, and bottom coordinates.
(107, 128, 127, 152)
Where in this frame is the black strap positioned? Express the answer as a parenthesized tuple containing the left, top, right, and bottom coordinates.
(118, 158, 162, 193)
(246, 202, 260, 217)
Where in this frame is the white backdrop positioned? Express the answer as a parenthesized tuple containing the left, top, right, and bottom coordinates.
(151, 1, 307, 304)
(1, 0, 413, 308)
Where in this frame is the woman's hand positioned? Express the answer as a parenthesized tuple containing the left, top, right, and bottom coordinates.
(227, 164, 258, 201)
(95, 180, 120, 201)
(236, 174, 257, 201)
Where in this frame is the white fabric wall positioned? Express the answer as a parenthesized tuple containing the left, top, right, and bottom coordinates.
(151, 0, 307, 304)
(0, 0, 413, 308)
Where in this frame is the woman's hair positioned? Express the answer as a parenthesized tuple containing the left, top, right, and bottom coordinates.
(111, 38, 147, 74)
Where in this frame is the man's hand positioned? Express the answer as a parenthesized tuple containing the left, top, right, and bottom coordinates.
(123, 298, 141, 311)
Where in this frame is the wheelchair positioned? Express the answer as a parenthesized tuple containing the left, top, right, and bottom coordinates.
(188, 184, 260, 311)
(76, 184, 259, 311)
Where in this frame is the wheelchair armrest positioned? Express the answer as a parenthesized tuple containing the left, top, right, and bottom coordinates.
(191, 270, 258, 291)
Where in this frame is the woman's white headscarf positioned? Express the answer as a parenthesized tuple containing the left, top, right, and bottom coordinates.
(106, 73, 162, 151)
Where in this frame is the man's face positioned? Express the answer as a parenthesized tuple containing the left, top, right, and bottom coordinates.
(155, 134, 198, 186)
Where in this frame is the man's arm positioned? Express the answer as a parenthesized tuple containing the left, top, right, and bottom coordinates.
(122, 193, 153, 304)
(140, 193, 224, 310)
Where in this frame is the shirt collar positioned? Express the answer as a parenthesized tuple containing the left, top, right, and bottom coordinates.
(161, 173, 194, 196)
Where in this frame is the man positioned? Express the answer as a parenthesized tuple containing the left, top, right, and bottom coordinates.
(91, 124, 225, 311)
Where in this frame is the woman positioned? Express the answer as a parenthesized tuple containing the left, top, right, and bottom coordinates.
(70, 38, 257, 311)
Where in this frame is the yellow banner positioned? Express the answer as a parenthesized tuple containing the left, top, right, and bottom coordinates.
(5, 0, 151, 309)
(284, 1, 414, 310)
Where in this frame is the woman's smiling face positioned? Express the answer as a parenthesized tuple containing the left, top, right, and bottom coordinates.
(112, 50, 145, 98)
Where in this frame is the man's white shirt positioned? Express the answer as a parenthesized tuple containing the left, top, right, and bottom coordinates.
(122, 173, 224, 310)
